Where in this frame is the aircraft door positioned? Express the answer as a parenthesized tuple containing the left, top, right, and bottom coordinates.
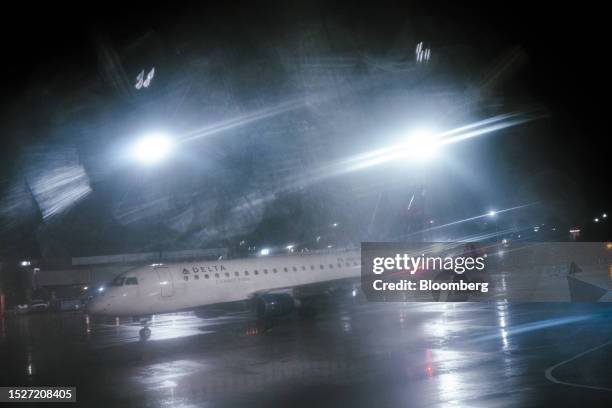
(155, 267, 174, 297)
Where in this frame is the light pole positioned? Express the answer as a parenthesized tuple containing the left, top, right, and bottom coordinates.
(130, 132, 175, 259)
(488, 210, 499, 243)
(405, 128, 439, 241)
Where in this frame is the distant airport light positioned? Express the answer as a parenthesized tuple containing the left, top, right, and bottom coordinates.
(83, 286, 89, 290)
(260, 248, 270, 256)
(132, 133, 174, 165)
(594, 218, 600, 223)
(97, 286, 105, 293)
(332, 222, 338, 227)
(285, 245, 294, 251)
(20, 260, 31, 267)
(603, 213, 608, 218)
(488, 210, 496, 217)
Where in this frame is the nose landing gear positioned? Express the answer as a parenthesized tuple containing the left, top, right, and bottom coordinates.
(139, 325, 151, 340)
(137, 316, 153, 340)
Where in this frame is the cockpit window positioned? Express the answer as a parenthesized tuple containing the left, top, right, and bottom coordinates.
(110, 277, 125, 286)
(125, 277, 138, 285)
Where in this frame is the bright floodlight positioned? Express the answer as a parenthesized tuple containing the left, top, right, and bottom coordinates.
(405, 128, 439, 162)
(132, 133, 174, 165)
(260, 248, 270, 256)
(488, 210, 497, 217)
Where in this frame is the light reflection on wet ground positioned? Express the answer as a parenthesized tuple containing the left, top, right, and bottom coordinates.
(1, 302, 611, 407)
(81, 313, 246, 348)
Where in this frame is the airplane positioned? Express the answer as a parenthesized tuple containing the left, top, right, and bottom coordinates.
(87, 249, 362, 338)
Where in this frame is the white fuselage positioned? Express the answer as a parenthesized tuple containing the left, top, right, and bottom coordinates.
(87, 250, 361, 316)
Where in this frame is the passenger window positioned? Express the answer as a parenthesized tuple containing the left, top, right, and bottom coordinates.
(320, 265, 324, 269)
(273, 268, 278, 273)
(125, 277, 138, 285)
(264, 269, 268, 274)
(184, 276, 189, 281)
(194, 275, 200, 280)
(225, 272, 230, 277)
(301, 266, 306, 271)
(215, 273, 219, 278)
(245, 271, 249, 276)
(205, 274, 209, 279)
(284, 267, 288, 272)
(292, 266, 297, 272)
(353, 261, 358, 266)
(337, 263, 342, 268)
(254, 270, 259, 275)
(235, 271, 239, 277)
(329, 264, 334, 269)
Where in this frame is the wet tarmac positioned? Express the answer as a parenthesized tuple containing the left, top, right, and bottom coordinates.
(1, 301, 611, 407)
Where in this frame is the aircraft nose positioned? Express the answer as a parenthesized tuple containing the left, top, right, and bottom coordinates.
(87, 295, 108, 315)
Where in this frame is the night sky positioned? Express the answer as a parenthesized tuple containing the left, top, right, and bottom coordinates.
(0, 1, 609, 259)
